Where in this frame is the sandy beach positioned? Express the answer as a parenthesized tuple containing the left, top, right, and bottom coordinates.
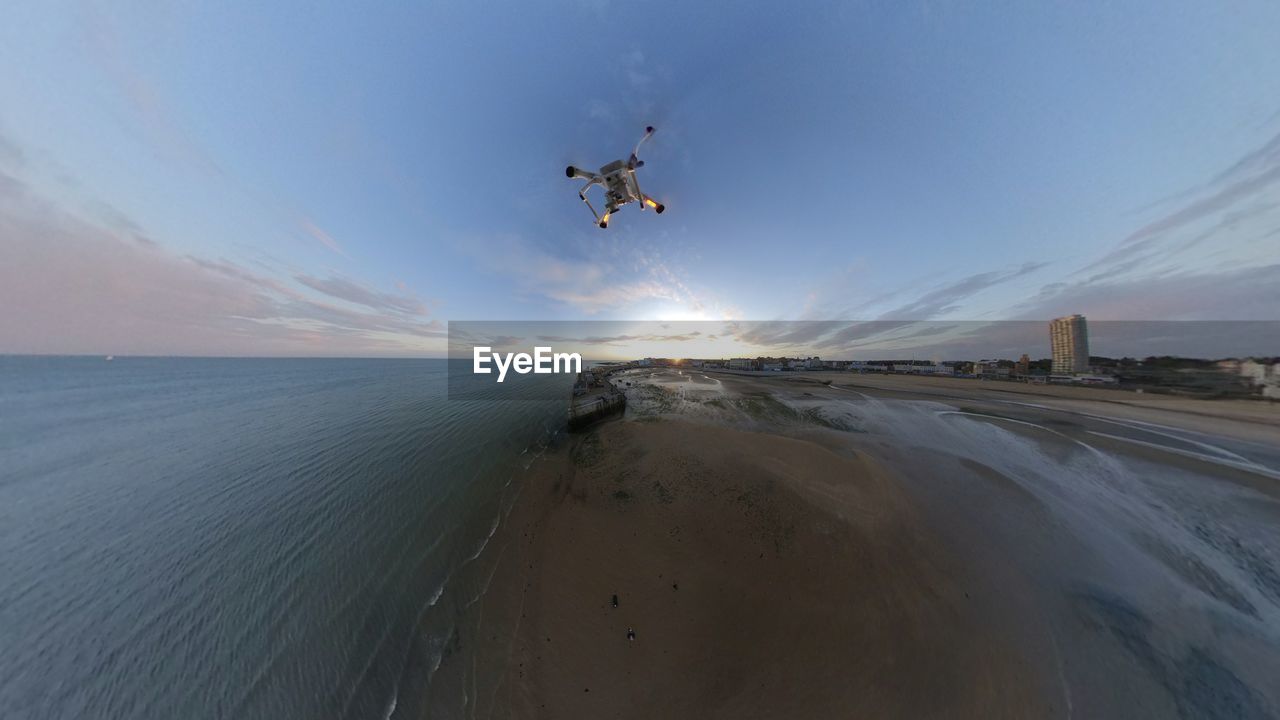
(440, 369, 1280, 719)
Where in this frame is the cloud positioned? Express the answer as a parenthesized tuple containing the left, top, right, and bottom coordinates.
(0, 168, 442, 356)
(1072, 127, 1280, 287)
(725, 318, 1278, 361)
(0, 132, 24, 169)
(721, 319, 984, 358)
(795, 124, 1280, 336)
(873, 261, 1049, 320)
(623, 50, 652, 89)
(475, 235, 718, 317)
(294, 273, 429, 315)
(762, 129, 1280, 352)
(586, 100, 617, 122)
(1011, 126, 1280, 325)
(727, 320, 846, 349)
(80, 4, 224, 178)
(581, 47, 661, 128)
(80, 9, 349, 261)
(535, 331, 703, 345)
(297, 217, 348, 256)
(1019, 264, 1280, 321)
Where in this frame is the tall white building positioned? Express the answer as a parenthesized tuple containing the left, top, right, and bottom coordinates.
(1050, 314, 1089, 375)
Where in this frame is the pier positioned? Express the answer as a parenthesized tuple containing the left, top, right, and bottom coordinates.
(567, 367, 626, 431)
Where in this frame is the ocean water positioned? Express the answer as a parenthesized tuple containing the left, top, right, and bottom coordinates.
(0, 357, 566, 720)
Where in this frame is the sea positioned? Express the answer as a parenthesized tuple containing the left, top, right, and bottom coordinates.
(0, 356, 568, 720)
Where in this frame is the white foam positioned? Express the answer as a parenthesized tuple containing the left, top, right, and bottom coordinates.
(427, 582, 446, 608)
(1086, 431, 1280, 480)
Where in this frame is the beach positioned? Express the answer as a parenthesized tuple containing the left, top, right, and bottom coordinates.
(446, 369, 1280, 719)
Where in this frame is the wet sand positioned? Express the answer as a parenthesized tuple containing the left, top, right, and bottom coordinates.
(441, 370, 1280, 719)
(806, 371, 1280, 444)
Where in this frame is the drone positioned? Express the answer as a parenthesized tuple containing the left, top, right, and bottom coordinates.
(565, 126, 664, 228)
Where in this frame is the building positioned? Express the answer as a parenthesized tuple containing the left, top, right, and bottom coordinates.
(1015, 354, 1030, 376)
(1050, 314, 1089, 375)
(1240, 359, 1271, 383)
(974, 360, 1011, 379)
(1240, 359, 1280, 399)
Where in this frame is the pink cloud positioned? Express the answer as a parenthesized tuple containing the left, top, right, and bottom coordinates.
(0, 169, 441, 356)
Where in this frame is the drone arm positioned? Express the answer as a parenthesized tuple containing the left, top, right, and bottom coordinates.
(630, 126, 655, 167)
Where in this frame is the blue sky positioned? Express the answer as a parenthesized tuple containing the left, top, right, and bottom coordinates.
(1, 1, 1278, 356)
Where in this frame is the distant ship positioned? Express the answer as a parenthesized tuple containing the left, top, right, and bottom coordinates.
(105, 356, 114, 362)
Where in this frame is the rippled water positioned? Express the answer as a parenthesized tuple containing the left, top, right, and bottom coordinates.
(0, 357, 565, 719)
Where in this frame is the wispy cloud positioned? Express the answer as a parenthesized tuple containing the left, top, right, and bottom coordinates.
(297, 217, 348, 257)
(79, 4, 223, 178)
(794, 123, 1280, 329)
(1028, 126, 1280, 320)
(1019, 264, 1280, 321)
(535, 331, 702, 345)
(623, 50, 652, 89)
(294, 272, 429, 315)
(0, 132, 25, 169)
(475, 235, 721, 317)
(80, 8, 351, 261)
(0, 166, 441, 356)
(731, 124, 1280, 354)
(874, 262, 1049, 320)
(580, 47, 661, 130)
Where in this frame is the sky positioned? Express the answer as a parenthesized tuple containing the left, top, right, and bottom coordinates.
(1, 1, 1278, 358)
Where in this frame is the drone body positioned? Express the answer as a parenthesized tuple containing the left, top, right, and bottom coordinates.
(566, 126, 664, 228)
